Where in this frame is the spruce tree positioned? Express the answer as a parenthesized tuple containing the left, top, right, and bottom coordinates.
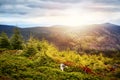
(0, 32, 10, 49)
(23, 36, 38, 57)
(10, 28, 24, 50)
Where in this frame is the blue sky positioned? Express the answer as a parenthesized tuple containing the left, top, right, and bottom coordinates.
(0, 0, 120, 28)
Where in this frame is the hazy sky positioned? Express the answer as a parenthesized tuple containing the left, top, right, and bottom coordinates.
(0, 0, 120, 27)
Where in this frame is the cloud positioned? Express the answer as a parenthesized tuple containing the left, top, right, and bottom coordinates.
(0, 0, 120, 27)
(0, 4, 30, 15)
(0, 0, 72, 16)
(0, 0, 27, 5)
(83, 4, 120, 13)
(91, 0, 120, 5)
(26, 1, 70, 10)
(40, 0, 83, 3)
(40, 0, 120, 6)
(0, 0, 120, 15)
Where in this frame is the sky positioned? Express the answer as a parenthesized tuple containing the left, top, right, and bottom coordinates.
(0, 0, 120, 28)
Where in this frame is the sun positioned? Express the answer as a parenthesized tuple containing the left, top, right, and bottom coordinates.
(33, 8, 103, 27)
(49, 8, 102, 26)
(56, 8, 103, 27)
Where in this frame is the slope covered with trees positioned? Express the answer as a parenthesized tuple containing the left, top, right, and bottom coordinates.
(1, 23, 120, 53)
(0, 28, 120, 80)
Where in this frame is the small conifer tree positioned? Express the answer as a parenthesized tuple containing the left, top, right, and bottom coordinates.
(0, 32, 10, 49)
(23, 36, 38, 57)
(10, 28, 24, 49)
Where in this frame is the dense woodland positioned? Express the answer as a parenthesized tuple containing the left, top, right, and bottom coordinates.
(0, 28, 120, 80)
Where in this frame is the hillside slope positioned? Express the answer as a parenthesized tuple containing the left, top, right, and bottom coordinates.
(1, 23, 120, 51)
(0, 39, 119, 80)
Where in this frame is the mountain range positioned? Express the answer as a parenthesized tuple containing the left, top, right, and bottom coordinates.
(0, 23, 120, 52)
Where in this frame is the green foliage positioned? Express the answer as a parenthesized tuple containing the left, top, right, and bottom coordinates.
(10, 28, 24, 50)
(23, 37, 38, 57)
(113, 69, 120, 78)
(0, 32, 10, 49)
(0, 37, 119, 80)
(0, 52, 33, 79)
(36, 67, 102, 80)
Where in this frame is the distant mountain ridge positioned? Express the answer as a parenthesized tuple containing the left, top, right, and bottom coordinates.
(0, 24, 17, 31)
(0, 24, 18, 36)
(0, 23, 120, 51)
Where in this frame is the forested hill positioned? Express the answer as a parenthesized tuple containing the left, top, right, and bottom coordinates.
(0, 25, 17, 36)
(1, 23, 120, 51)
(0, 24, 120, 80)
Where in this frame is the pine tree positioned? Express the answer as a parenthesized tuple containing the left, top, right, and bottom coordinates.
(23, 36, 38, 57)
(10, 28, 24, 50)
(0, 32, 10, 49)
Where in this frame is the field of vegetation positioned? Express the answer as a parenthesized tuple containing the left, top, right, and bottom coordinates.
(0, 28, 120, 80)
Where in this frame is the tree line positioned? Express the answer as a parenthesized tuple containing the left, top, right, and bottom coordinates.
(0, 28, 23, 50)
